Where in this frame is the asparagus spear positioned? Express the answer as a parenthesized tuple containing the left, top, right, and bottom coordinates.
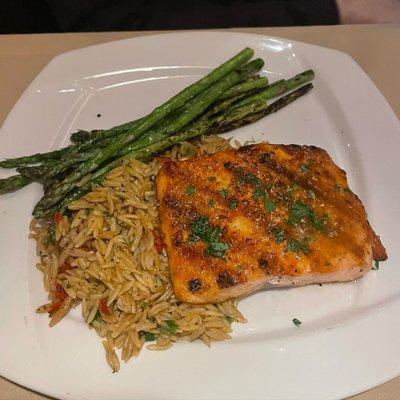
(0, 149, 67, 169)
(222, 83, 314, 130)
(1, 48, 254, 169)
(232, 69, 315, 110)
(199, 79, 284, 122)
(198, 88, 262, 122)
(33, 58, 264, 214)
(0, 133, 111, 169)
(69, 129, 101, 143)
(219, 76, 269, 100)
(36, 83, 313, 218)
(16, 150, 98, 180)
(0, 174, 31, 194)
(69, 115, 150, 143)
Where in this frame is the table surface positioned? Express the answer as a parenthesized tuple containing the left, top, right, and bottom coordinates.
(0, 24, 399, 400)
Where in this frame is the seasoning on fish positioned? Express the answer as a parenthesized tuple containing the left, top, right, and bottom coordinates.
(156, 143, 387, 304)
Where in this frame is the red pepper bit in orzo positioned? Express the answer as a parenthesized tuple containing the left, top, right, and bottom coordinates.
(151, 230, 165, 253)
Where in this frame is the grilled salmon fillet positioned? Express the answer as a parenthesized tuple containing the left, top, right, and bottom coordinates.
(156, 143, 387, 304)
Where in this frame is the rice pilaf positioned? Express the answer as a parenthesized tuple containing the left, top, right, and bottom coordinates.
(30, 135, 246, 371)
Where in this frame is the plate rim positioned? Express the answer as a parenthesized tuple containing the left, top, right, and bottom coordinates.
(1, 30, 400, 400)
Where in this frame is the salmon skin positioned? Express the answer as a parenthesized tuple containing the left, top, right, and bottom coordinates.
(156, 143, 387, 304)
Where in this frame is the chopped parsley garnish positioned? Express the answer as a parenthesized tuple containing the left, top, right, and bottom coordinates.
(228, 199, 238, 210)
(219, 188, 229, 198)
(289, 199, 312, 225)
(289, 199, 328, 232)
(273, 227, 285, 243)
(306, 190, 316, 199)
(264, 195, 276, 212)
(283, 192, 293, 203)
(292, 318, 302, 327)
(45, 223, 57, 245)
(253, 184, 276, 212)
(189, 216, 230, 259)
(160, 320, 178, 336)
(237, 174, 246, 184)
(287, 238, 311, 255)
(333, 184, 352, 194)
(290, 181, 300, 191)
(246, 173, 261, 187)
(139, 300, 149, 309)
(300, 164, 309, 173)
(205, 242, 230, 259)
(312, 213, 329, 232)
(225, 315, 234, 324)
(300, 159, 314, 174)
(208, 199, 216, 207)
(372, 260, 380, 270)
(207, 176, 217, 182)
(229, 166, 277, 212)
(230, 166, 261, 187)
(186, 185, 196, 195)
(252, 186, 264, 199)
(90, 310, 102, 325)
(144, 332, 156, 342)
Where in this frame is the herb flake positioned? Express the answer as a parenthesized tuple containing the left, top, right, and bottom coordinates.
(289, 199, 312, 225)
(205, 242, 230, 258)
(189, 216, 230, 259)
(264, 195, 276, 212)
(289, 199, 328, 232)
(273, 227, 285, 244)
(160, 320, 178, 336)
(307, 190, 316, 199)
(247, 173, 261, 187)
(90, 310, 102, 325)
(219, 188, 229, 198)
(186, 185, 196, 196)
(287, 238, 310, 255)
(252, 186, 264, 199)
(372, 260, 380, 270)
(333, 183, 341, 192)
(312, 213, 329, 232)
(45, 223, 57, 245)
(300, 159, 314, 174)
(139, 300, 149, 309)
(293, 318, 302, 327)
(290, 181, 300, 191)
(144, 332, 156, 342)
(228, 199, 238, 210)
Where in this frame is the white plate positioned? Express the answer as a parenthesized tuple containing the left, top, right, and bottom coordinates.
(1, 32, 400, 400)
